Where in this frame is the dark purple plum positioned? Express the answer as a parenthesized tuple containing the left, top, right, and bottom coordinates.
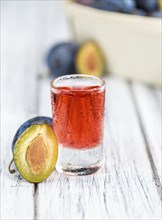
(46, 42, 78, 77)
(133, 9, 147, 16)
(11, 116, 52, 152)
(150, 11, 162, 17)
(76, 0, 93, 5)
(90, 0, 136, 14)
(135, 0, 158, 12)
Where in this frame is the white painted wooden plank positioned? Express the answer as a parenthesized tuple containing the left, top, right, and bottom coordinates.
(1, 2, 36, 218)
(32, 1, 72, 77)
(1, 117, 35, 220)
(1, 2, 49, 219)
(1, 1, 71, 219)
(155, 88, 161, 109)
(2, 1, 161, 219)
(38, 77, 52, 116)
(132, 83, 162, 184)
(37, 77, 161, 219)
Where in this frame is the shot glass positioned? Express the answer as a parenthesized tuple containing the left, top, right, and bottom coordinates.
(50, 74, 105, 175)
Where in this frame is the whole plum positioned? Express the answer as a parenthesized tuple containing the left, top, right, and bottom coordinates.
(133, 9, 147, 16)
(46, 43, 78, 77)
(90, 0, 136, 14)
(135, 0, 158, 12)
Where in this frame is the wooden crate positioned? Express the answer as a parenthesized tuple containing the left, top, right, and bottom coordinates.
(65, 1, 161, 87)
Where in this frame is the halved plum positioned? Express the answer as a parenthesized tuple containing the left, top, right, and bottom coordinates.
(76, 41, 106, 77)
(9, 117, 58, 183)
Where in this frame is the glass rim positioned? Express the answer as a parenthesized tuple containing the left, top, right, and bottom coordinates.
(50, 74, 105, 93)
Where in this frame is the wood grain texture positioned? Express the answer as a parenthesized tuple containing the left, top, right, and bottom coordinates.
(1, 1, 161, 220)
(1, 2, 45, 219)
(36, 77, 161, 219)
(1, 1, 71, 219)
(132, 83, 162, 190)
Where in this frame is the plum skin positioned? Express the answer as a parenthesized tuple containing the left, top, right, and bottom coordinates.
(90, 0, 136, 14)
(46, 42, 78, 77)
(12, 116, 52, 152)
(135, 0, 158, 12)
(13, 123, 58, 183)
(77, 0, 161, 17)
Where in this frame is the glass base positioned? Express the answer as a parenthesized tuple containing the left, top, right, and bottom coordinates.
(56, 143, 103, 176)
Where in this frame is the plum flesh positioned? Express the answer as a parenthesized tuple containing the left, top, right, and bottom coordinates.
(9, 117, 58, 183)
(12, 116, 52, 152)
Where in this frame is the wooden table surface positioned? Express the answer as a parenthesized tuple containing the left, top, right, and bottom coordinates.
(1, 1, 161, 219)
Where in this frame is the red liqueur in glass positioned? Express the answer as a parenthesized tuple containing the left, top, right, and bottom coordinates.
(50, 75, 105, 175)
(51, 85, 105, 149)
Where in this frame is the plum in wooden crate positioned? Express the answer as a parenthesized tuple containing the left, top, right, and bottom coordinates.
(65, 1, 161, 87)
